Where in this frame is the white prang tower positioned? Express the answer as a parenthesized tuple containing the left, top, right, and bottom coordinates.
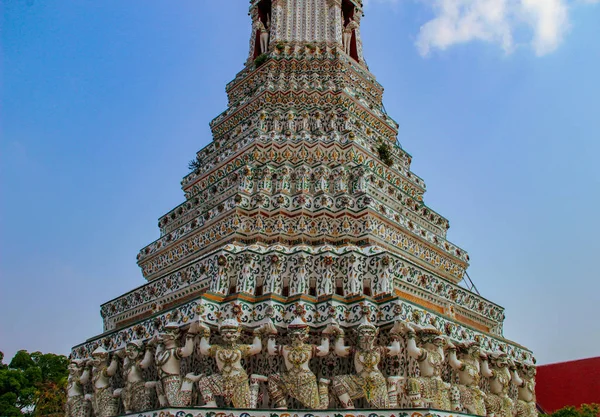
(69, 2, 536, 417)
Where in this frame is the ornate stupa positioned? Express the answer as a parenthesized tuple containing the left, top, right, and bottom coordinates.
(67, 2, 537, 417)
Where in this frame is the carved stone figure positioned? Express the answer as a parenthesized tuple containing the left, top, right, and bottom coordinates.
(286, 111, 296, 134)
(65, 359, 90, 417)
(343, 18, 359, 56)
(114, 340, 156, 413)
(154, 321, 202, 407)
(87, 347, 120, 417)
(373, 255, 393, 296)
(512, 363, 537, 417)
(448, 341, 487, 416)
(255, 15, 270, 54)
(332, 318, 402, 409)
(266, 315, 330, 409)
(198, 319, 264, 408)
(290, 255, 309, 296)
(482, 353, 514, 417)
(403, 323, 452, 411)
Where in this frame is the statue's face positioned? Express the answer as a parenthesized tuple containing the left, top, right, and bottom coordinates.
(496, 358, 508, 368)
(289, 330, 307, 346)
(468, 347, 480, 359)
(526, 367, 536, 379)
(358, 328, 377, 347)
(126, 345, 141, 360)
(162, 329, 180, 344)
(433, 337, 445, 348)
(91, 355, 107, 368)
(221, 328, 240, 343)
(68, 362, 81, 375)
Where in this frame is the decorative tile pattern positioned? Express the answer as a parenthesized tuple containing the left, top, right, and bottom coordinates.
(71, 3, 535, 416)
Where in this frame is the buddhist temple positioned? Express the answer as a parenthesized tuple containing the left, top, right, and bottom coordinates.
(66, 2, 537, 417)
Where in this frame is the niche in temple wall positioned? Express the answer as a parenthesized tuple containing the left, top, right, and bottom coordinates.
(253, 0, 272, 58)
(342, 0, 359, 62)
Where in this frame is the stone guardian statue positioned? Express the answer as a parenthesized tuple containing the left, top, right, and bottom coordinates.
(481, 352, 514, 417)
(198, 319, 264, 408)
(86, 347, 120, 417)
(255, 14, 270, 54)
(343, 18, 359, 56)
(154, 321, 202, 407)
(266, 315, 331, 409)
(512, 362, 537, 417)
(331, 318, 402, 409)
(65, 359, 90, 417)
(113, 340, 156, 413)
(447, 341, 487, 416)
(403, 322, 453, 411)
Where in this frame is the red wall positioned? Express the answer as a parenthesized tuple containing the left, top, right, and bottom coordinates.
(536, 357, 600, 413)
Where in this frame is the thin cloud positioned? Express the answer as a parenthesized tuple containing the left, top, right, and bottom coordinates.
(365, 0, 597, 56)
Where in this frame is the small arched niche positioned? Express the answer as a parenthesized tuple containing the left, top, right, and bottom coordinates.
(253, 0, 272, 59)
(341, 0, 359, 62)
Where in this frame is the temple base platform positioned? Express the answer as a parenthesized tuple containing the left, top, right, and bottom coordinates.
(121, 408, 479, 417)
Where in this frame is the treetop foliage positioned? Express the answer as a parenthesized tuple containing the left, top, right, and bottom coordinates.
(0, 350, 68, 417)
(543, 404, 600, 417)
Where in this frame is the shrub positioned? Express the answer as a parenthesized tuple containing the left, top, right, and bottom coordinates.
(254, 53, 269, 68)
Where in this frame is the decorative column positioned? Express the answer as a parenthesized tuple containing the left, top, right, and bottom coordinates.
(290, 255, 308, 296)
(275, 166, 291, 194)
(317, 256, 335, 297)
(264, 254, 283, 295)
(238, 166, 254, 194)
(373, 255, 394, 296)
(248, 8, 260, 63)
(314, 167, 330, 194)
(238, 253, 256, 294)
(270, 0, 286, 45)
(210, 254, 230, 295)
(327, 0, 343, 46)
(353, 7, 366, 64)
(344, 254, 362, 296)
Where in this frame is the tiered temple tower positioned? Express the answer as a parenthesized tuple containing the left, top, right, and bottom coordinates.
(69, 2, 536, 417)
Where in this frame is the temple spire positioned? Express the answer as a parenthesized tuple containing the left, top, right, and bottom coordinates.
(248, 0, 365, 64)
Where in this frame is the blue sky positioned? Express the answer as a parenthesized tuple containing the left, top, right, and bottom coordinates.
(1, 0, 599, 365)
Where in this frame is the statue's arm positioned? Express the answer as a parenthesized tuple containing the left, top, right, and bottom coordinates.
(140, 348, 154, 369)
(386, 337, 401, 357)
(199, 335, 212, 356)
(447, 347, 463, 370)
(405, 331, 424, 360)
(316, 337, 330, 357)
(481, 357, 494, 378)
(80, 366, 91, 385)
(439, 346, 446, 362)
(512, 367, 524, 386)
(178, 331, 197, 358)
(334, 336, 351, 357)
(248, 336, 262, 356)
(105, 356, 119, 377)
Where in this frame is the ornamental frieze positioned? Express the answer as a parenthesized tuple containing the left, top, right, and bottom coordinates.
(94, 408, 502, 417)
(106, 245, 502, 333)
(154, 188, 453, 266)
(182, 128, 420, 195)
(137, 211, 467, 283)
(75, 293, 528, 363)
(210, 92, 397, 142)
(182, 142, 425, 208)
(225, 55, 384, 110)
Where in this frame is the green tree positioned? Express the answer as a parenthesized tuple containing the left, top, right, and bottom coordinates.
(0, 350, 69, 417)
(544, 404, 600, 417)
